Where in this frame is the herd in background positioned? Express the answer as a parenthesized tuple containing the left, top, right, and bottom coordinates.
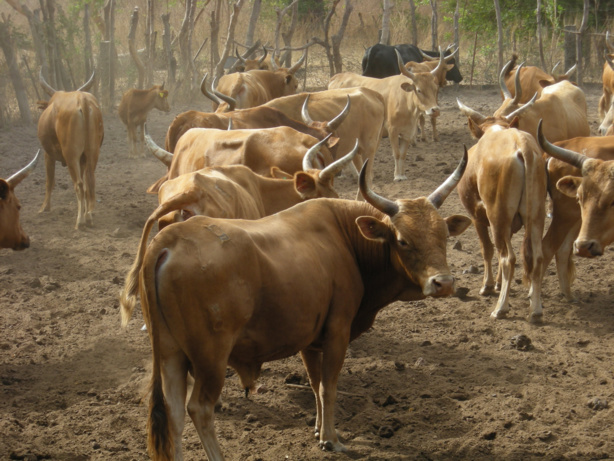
(3, 37, 614, 460)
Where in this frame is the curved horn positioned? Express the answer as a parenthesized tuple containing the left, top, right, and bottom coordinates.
(551, 60, 561, 75)
(39, 68, 56, 97)
(499, 59, 514, 100)
(235, 48, 247, 64)
(359, 160, 399, 217)
(427, 147, 468, 209)
(396, 49, 415, 79)
(457, 98, 487, 125)
(258, 45, 268, 64)
(318, 138, 359, 183)
(200, 73, 223, 105)
(505, 91, 537, 121)
(564, 62, 577, 78)
(444, 46, 459, 63)
(77, 70, 96, 92)
(301, 95, 314, 124)
(537, 119, 587, 170)
(211, 76, 237, 111)
(605, 50, 614, 71)
(326, 95, 351, 131)
(431, 46, 445, 76)
(144, 124, 173, 167)
(270, 49, 279, 71)
(7, 150, 41, 188)
(511, 62, 524, 104)
(607, 31, 614, 54)
(227, 117, 233, 130)
(288, 48, 307, 74)
(302, 134, 332, 170)
(418, 48, 438, 61)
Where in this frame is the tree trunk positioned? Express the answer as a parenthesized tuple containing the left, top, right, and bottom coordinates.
(245, 0, 261, 47)
(280, 1, 298, 66)
(129, 7, 146, 89)
(454, 0, 460, 66)
(380, 0, 392, 45)
(408, 0, 417, 45)
(145, 0, 154, 87)
(161, 12, 176, 87)
(0, 15, 32, 124)
(178, 0, 195, 94)
(537, 0, 546, 70)
(312, 0, 341, 78)
(576, 0, 589, 87)
(493, 0, 503, 73)
(429, 0, 438, 50)
(5, 0, 46, 70)
(332, 0, 353, 74)
(83, 4, 93, 79)
(214, 0, 244, 79)
(104, 0, 116, 109)
(274, 0, 298, 63)
(209, 0, 222, 77)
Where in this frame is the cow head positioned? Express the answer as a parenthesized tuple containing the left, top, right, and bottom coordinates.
(456, 98, 518, 139)
(0, 151, 41, 251)
(271, 49, 307, 95)
(300, 94, 350, 154)
(152, 83, 171, 113)
(40, 68, 96, 96)
(494, 61, 539, 120)
(538, 120, 614, 258)
(396, 49, 441, 118)
(356, 151, 471, 297)
(234, 46, 270, 72)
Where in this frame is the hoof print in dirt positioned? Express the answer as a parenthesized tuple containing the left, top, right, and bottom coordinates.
(510, 334, 533, 351)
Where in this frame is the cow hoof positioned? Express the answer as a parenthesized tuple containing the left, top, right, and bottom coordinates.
(528, 312, 543, 324)
(490, 310, 508, 319)
(319, 440, 347, 452)
(393, 175, 408, 182)
(480, 285, 496, 296)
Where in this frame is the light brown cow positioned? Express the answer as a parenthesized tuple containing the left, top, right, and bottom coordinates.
(37, 70, 104, 230)
(118, 84, 170, 158)
(213, 50, 306, 112)
(232, 46, 281, 72)
(147, 126, 336, 193)
(598, 32, 614, 122)
(459, 63, 590, 144)
(456, 112, 547, 322)
(0, 151, 40, 251)
(538, 121, 614, 259)
(328, 49, 445, 181)
(128, 155, 471, 460)
(500, 53, 577, 104)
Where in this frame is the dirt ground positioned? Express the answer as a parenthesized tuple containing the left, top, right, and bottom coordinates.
(1, 82, 614, 461)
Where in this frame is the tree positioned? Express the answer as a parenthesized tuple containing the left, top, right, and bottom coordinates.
(0, 15, 32, 123)
(380, 0, 392, 45)
(312, 0, 353, 77)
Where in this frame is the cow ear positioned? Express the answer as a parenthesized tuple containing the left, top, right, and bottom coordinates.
(356, 216, 388, 242)
(467, 118, 484, 139)
(509, 116, 520, 129)
(285, 75, 293, 84)
(0, 179, 9, 200)
(270, 166, 292, 180)
(538, 79, 553, 89)
(294, 172, 317, 197)
(327, 136, 340, 148)
(445, 215, 472, 237)
(556, 176, 582, 198)
(400, 82, 415, 93)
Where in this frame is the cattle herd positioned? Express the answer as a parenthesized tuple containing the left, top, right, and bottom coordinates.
(2, 38, 614, 460)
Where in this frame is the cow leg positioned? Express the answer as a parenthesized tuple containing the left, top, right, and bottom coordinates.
(491, 233, 516, 319)
(474, 221, 496, 296)
(599, 90, 612, 122)
(419, 113, 427, 142)
(127, 123, 138, 158)
(64, 154, 87, 230)
(553, 220, 581, 302)
(161, 351, 189, 461)
(525, 221, 545, 323)
(430, 113, 439, 142)
(300, 349, 323, 439)
(389, 127, 410, 182)
(83, 154, 96, 228)
(39, 154, 56, 213)
(137, 122, 146, 157)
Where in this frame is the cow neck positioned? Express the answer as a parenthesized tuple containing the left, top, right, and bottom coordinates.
(258, 177, 303, 215)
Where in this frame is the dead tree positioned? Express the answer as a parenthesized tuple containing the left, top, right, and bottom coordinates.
(213, 0, 245, 79)
(6, 0, 47, 71)
(83, 3, 93, 78)
(454, 0, 460, 66)
(161, 12, 176, 87)
(209, 0, 222, 78)
(0, 14, 32, 123)
(494, 0, 502, 73)
(178, 0, 196, 93)
(429, 0, 438, 50)
(537, 0, 546, 70)
(312, 0, 353, 77)
(144, 0, 155, 88)
(408, 0, 417, 45)
(129, 7, 146, 89)
(380, 0, 392, 45)
(275, 0, 298, 66)
(576, 0, 589, 87)
(245, 0, 262, 47)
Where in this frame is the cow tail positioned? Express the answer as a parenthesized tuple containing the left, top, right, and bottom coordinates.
(143, 247, 173, 460)
(519, 149, 536, 286)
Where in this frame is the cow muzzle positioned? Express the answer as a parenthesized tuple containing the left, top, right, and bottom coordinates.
(423, 274, 455, 297)
(426, 106, 441, 117)
(573, 239, 603, 258)
(12, 235, 30, 251)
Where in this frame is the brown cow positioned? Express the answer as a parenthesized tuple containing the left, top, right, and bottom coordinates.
(329, 49, 445, 181)
(538, 121, 614, 259)
(147, 126, 336, 193)
(37, 70, 104, 230)
(129, 155, 471, 459)
(456, 113, 547, 322)
(213, 50, 306, 112)
(598, 32, 614, 123)
(500, 53, 577, 104)
(0, 151, 40, 251)
(118, 84, 170, 158)
(232, 46, 281, 72)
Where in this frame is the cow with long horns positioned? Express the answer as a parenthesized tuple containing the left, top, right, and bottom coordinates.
(132, 153, 471, 460)
(37, 70, 104, 229)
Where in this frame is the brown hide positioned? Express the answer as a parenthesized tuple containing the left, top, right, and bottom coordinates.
(37, 91, 104, 230)
(598, 54, 614, 122)
(118, 84, 170, 158)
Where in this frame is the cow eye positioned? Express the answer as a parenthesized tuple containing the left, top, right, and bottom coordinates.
(397, 239, 409, 248)
(181, 209, 194, 221)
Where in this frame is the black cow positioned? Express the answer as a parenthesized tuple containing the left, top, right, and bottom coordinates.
(362, 43, 463, 83)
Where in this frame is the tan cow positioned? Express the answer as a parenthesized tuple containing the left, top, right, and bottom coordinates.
(459, 63, 589, 144)
(128, 155, 471, 460)
(456, 110, 547, 322)
(37, 70, 104, 229)
(147, 126, 336, 193)
(598, 32, 614, 122)
(0, 151, 40, 251)
(500, 53, 577, 104)
(328, 49, 445, 181)
(232, 46, 281, 72)
(118, 84, 170, 158)
(538, 121, 614, 259)
(213, 50, 306, 112)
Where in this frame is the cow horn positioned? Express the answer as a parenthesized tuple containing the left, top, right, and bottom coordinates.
(77, 70, 96, 92)
(144, 125, 173, 167)
(427, 147, 468, 209)
(236, 48, 246, 64)
(227, 117, 233, 130)
(211, 76, 237, 112)
(39, 68, 56, 96)
(288, 48, 308, 74)
(7, 150, 41, 188)
(511, 62, 524, 104)
(605, 50, 614, 71)
(258, 45, 268, 64)
(318, 138, 359, 183)
(444, 46, 459, 63)
(303, 134, 332, 170)
(301, 95, 314, 124)
(564, 62, 577, 78)
(359, 160, 399, 217)
(431, 46, 445, 76)
(270, 50, 279, 71)
(499, 59, 514, 100)
(326, 95, 351, 131)
(551, 60, 561, 75)
(607, 31, 614, 54)
(505, 91, 537, 121)
(418, 48, 437, 62)
(537, 119, 587, 170)
(457, 98, 487, 125)
(200, 73, 222, 105)
(396, 49, 415, 79)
